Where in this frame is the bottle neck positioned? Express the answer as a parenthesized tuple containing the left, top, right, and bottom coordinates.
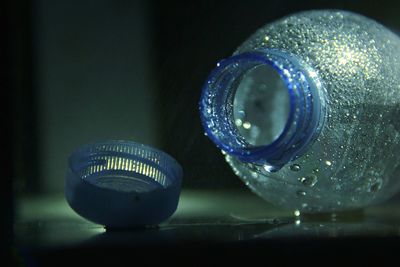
(199, 49, 326, 171)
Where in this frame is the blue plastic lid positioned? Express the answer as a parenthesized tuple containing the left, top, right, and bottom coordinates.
(65, 140, 182, 228)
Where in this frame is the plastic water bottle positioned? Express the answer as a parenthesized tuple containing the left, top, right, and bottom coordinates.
(199, 10, 400, 213)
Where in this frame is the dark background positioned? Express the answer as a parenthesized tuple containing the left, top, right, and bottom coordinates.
(3, 0, 400, 264)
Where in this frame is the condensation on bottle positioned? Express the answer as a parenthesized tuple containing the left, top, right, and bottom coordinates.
(199, 10, 400, 213)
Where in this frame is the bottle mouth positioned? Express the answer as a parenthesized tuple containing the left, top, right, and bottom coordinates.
(199, 50, 324, 169)
(233, 62, 291, 147)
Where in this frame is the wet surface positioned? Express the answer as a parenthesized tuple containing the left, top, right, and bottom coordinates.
(14, 190, 400, 264)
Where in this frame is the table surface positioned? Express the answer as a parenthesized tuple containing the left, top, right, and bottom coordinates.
(14, 189, 400, 265)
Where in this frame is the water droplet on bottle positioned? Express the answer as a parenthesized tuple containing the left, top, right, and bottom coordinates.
(298, 175, 318, 187)
(369, 178, 382, 193)
(325, 160, 332, 166)
(294, 210, 301, 216)
(296, 190, 306, 197)
(312, 168, 319, 174)
(235, 119, 243, 127)
(263, 164, 278, 173)
(242, 121, 252, 129)
(289, 164, 301, 172)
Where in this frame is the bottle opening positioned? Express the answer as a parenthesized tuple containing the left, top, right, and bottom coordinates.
(200, 50, 323, 166)
(233, 64, 290, 146)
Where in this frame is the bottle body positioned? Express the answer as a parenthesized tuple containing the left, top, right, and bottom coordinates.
(200, 10, 400, 212)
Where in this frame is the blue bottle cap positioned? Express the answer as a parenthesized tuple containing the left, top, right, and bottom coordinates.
(65, 140, 182, 228)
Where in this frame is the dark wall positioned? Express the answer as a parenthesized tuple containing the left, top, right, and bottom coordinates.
(31, 0, 157, 193)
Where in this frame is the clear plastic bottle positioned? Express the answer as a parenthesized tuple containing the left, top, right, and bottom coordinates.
(199, 10, 400, 212)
